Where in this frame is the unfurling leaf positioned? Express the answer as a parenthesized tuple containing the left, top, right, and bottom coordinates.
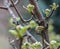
(29, 20, 38, 28)
(27, 4, 34, 13)
(9, 17, 20, 26)
(16, 25, 28, 38)
(22, 42, 31, 49)
(31, 42, 42, 49)
(45, 9, 51, 17)
(19, 26, 27, 37)
(9, 18, 16, 26)
(9, 30, 17, 36)
(50, 40, 58, 49)
(50, 3, 59, 10)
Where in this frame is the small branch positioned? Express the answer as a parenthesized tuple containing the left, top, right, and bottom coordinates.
(10, 0, 19, 7)
(19, 38, 23, 49)
(10, 0, 32, 23)
(19, 25, 37, 42)
(29, 0, 50, 49)
(29, 0, 43, 21)
(0, 6, 8, 10)
(26, 31, 37, 42)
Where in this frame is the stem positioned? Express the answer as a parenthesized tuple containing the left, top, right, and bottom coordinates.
(29, 0, 50, 48)
(10, 0, 32, 23)
(19, 38, 23, 49)
(29, 0, 43, 21)
(10, 0, 19, 7)
(0, 6, 8, 10)
(57, 46, 60, 49)
(26, 31, 37, 42)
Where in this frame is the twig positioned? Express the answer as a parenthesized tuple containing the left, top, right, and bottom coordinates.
(29, 0, 43, 21)
(10, 0, 19, 7)
(29, 0, 50, 49)
(0, 6, 8, 10)
(19, 38, 23, 49)
(10, 0, 33, 23)
(57, 46, 60, 49)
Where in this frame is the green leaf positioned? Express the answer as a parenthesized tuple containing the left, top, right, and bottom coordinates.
(9, 17, 20, 26)
(50, 3, 59, 10)
(29, 20, 38, 28)
(16, 25, 21, 31)
(27, 4, 34, 13)
(9, 30, 17, 36)
(50, 40, 58, 49)
(9, 18, 16, 26)
(22, 42, 31, 49)
(45, 9, 51, 17)
(31, 42, 42, 49)
(19, 26, 27, 37)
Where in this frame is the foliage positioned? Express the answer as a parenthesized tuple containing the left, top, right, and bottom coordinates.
(1, 0, 59, 49)
(8, 2, 60, 49)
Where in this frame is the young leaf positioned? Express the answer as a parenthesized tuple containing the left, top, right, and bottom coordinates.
(27, 4, 34, 13)
(29, 20, 38, 28)
(50, 40, 58, 49)
(31, 42, 42, 49)
(45, 9, 51, 17)
(50, 3, 59, 10)
(9, 30, 17, 36)
(9, 18, 16, 26)
(22, 42, 31, 49)
(9, 17, 20, 26)
(19, 26, 27, 37)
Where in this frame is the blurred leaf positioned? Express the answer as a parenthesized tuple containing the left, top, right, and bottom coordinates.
(9, 30, 17, 36)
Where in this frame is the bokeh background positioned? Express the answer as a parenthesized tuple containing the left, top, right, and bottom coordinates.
(0, 0, 60, 49)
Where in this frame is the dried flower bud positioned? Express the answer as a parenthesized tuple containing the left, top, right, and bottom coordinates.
(35, 26, 44, 33)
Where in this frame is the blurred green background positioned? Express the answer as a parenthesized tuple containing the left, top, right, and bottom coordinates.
(0, 0, 60, 49)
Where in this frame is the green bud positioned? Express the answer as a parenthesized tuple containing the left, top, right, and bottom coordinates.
(50, 40, 57, 45)
(9, 17, 20, 26)
(31, 42, 42, 49)
(50, 40, 58, 49)
(16, 25, 21, 31)
(50, 3, 59, 10)
(27, 4, 34, 13)
(22, 42, 31, 49)
(9, 18, 16, 26)
(45, 9, 51, 17)
(16, 25, 28, 38)
(19, 26, 27, 37)
(29, 20, 38, 28)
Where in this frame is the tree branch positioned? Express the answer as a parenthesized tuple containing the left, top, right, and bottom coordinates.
(10, 0, 33, 23)
(0, 6, 8, 10)
(29, 0, 50, 48)
(29, 0, 43, 21)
